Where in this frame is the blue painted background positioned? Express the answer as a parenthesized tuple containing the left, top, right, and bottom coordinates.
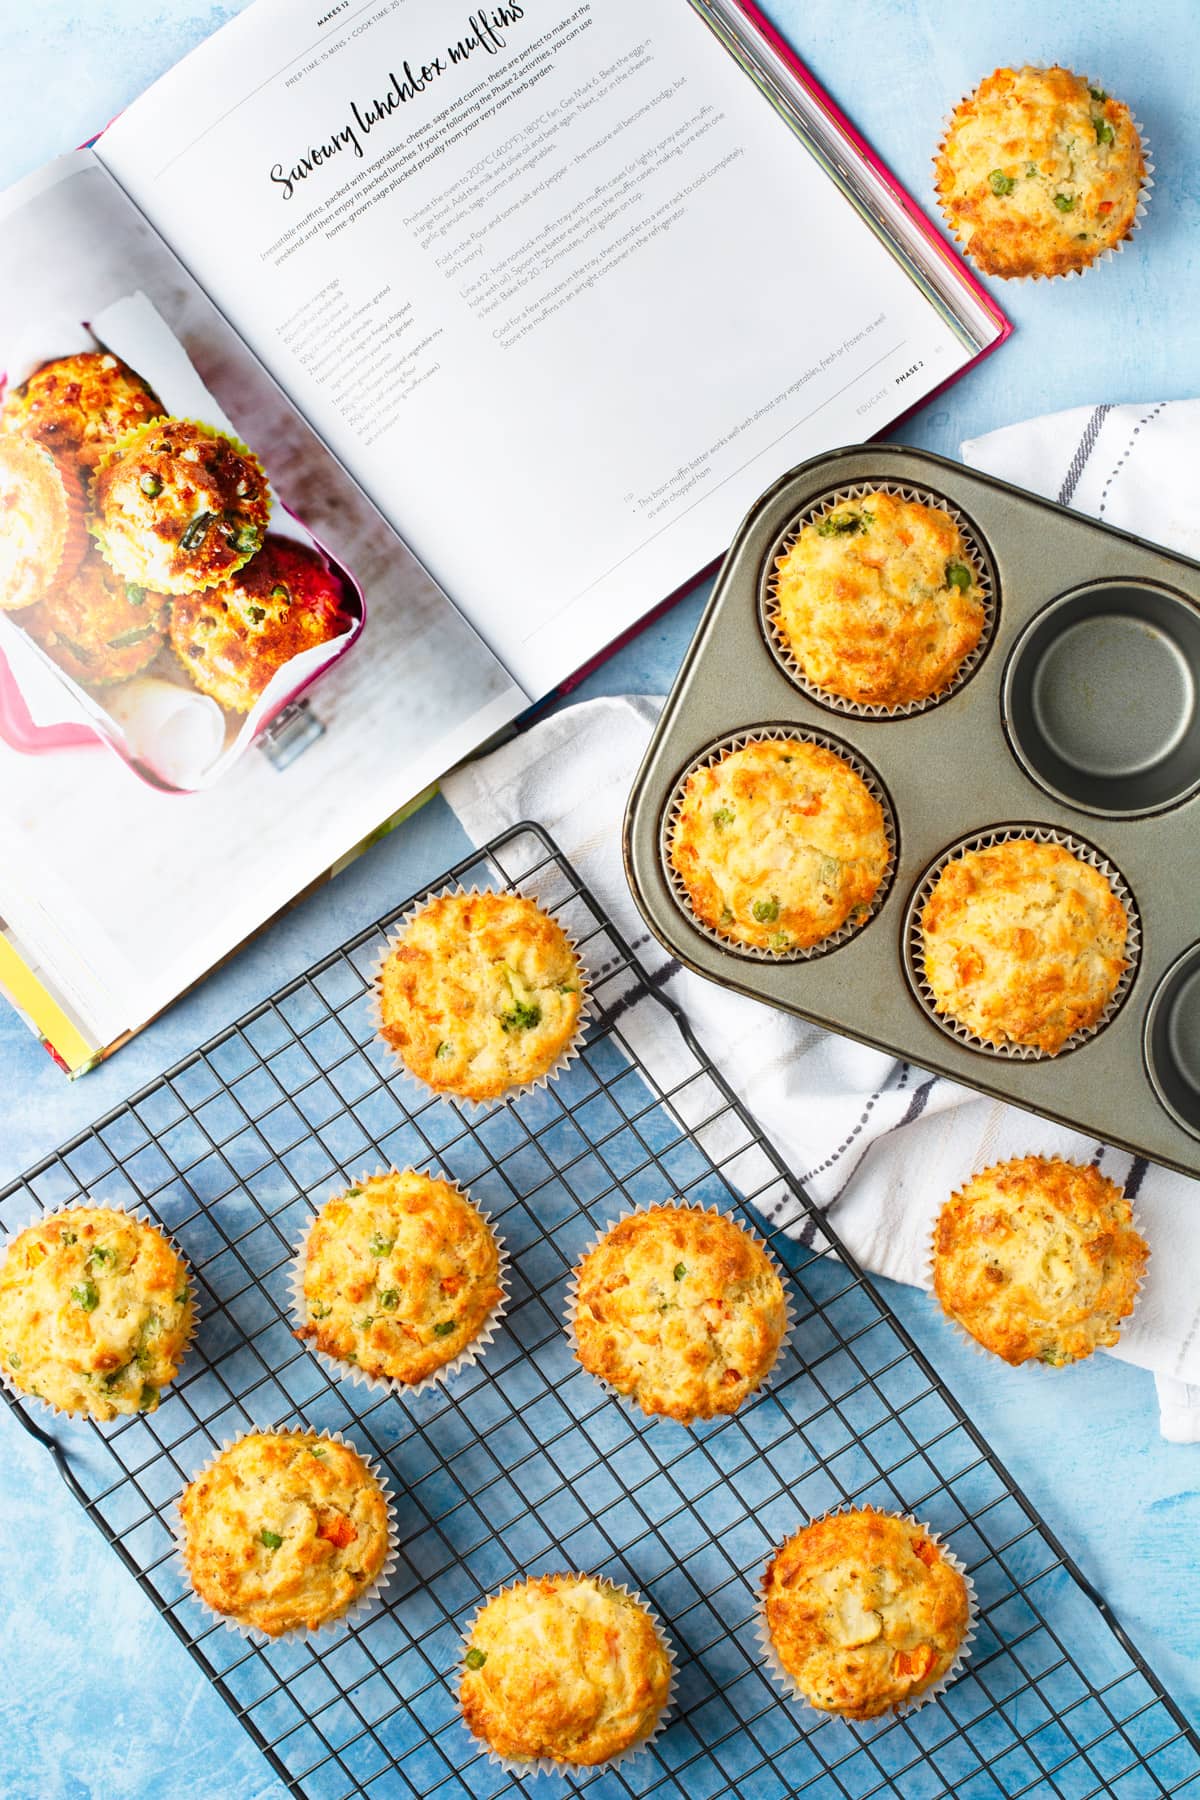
(0, 3, 1197, 1796)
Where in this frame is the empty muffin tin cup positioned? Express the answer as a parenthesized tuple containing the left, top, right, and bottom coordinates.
(1145, 945, 1200, 1140)
(1002, 581, 1200, 818)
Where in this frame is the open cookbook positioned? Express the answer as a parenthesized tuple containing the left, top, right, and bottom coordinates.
(0, 0, 1008, 1073)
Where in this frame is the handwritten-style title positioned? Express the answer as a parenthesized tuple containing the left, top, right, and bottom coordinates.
(270, 5, 528, 200)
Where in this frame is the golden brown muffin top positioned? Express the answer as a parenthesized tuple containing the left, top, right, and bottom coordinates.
(935, 66, 1145, 278)
(376, 891, 583, 1102)
(0, 1206, 192, 1420)
(179, 1431, 391, 1638)
(295, 1170, 503, 1386)
(90, 418, 270, 595)
(1, 351, 164, 480)
(771, 491, 986, 708)
(23, 549, 168, 687)
(919, 838, 1129, 1054)
(668, 737, 890, 953)
(0, 436, 85, 611)
(572, 1205, 788, 1423)
(932, 1156, 1148, 1365)
(763, 1509, 970, 1719)
(460, 1575, 672, 1767)
(170, 537, 348, 713)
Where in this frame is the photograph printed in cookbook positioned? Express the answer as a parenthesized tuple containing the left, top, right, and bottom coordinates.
(0, 162, 365, 792)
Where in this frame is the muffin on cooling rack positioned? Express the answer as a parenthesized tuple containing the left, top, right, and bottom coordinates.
(170, 536, 348, 712)
(90, 417, 270, 594)
(762, 1509, 971, 1719)
(294, 1169, 505, 1388)
(375, 890, 584, 1103)
(667, 735, 890, 954)
(179, 1430, 391, 1638)
(932, 1156, 1148, 1366)
(0, 1207, 192, 1420)
(23, 548, 168, 686)
(570, 1205, 788, 1423)
(771, 491, 986, 709)
(2, 352, 164, 482)
(935, 65, 1146, 278)
(0, 436, 87, 610)
(460, 1574, 672, 1768)
(918, 837, 1129, 1054)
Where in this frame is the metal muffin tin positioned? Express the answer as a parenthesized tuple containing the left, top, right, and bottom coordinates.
(624, 445, 1200, 1178)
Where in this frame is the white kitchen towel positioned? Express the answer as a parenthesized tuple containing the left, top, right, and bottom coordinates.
(442, 400, 1200, 1440)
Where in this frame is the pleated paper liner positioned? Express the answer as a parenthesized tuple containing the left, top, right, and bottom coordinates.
(924, 1159, 1151, 1373)
(289, 1166, 511, 1402)
(760, 481, 998, 720)
(756, 1508, 978, 1720)
(456, 1574, 677, 1777)
(903, 823, 1142, 1061)
(659, 723, 898, 964)
(88, 415, 271, 592)
(564, 1199, 797, 1428)
(934, 69, 1154, 282)
(0, 1199, 197, 1425)
(369, 883, 592, 1115)
(171, 1425, 398, 1646)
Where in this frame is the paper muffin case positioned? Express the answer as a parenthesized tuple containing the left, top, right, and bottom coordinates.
(288, 1166, 511, 1401)
(370, 883, 592, 1115)
(923, 1171, 1150, 1373)
(904, 823, 1141, 1061)
(88, 415, 271, 593)
(457, 1574, 677, 1777)
(759, 481, 998, 720)
(0, 1198, 198, 1425)
(755, 1508, 978, 1721)
(564, 1199, 796, 1429)
(934, 71, 1154, 283)
(172, 1425, 398, 1646)
(659, 725, 898, 965)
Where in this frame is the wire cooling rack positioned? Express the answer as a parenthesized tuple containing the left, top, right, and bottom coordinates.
(3, 822, 1197, 1800)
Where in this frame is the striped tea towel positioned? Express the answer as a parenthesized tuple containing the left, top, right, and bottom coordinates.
(443, 400, 1200, 1439)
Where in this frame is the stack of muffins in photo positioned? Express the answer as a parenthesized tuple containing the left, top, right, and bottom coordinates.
(0, 346, 349, 713)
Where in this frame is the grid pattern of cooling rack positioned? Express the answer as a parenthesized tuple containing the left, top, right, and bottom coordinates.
(3, 822, 1197, 1800)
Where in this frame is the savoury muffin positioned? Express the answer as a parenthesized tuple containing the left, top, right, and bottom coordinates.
(179, 1430, 391, 1638)
(935, 66, 1145, 278)
(295, 1170, 505, 1388)
(762, 1509, 971, 1719)
(170, 536, 347, 712)
(571, 1205, 788, 1422)
(22, 549, 169, 686)
(0, 1206, 192, 1420)
(90, 418, 270, 594)
(931, 1156, 1148, 1366)
(460, 1574, 672, 1768)
(771, 492, 986, 708)
(2, 352, 163, 482)
(0, 437, 87, 610)
(919, 837, 1129, 1054)
(668, 736, 890, 953)
(376, 890, 584, 1102)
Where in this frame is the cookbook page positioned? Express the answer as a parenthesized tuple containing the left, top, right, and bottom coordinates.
(97, 0, 978, 697)
(0, 153, 522, 1057)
